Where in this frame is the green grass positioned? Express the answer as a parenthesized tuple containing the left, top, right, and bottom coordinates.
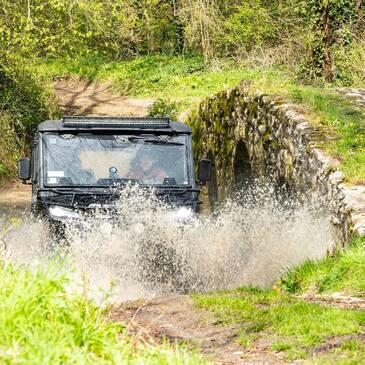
(193, 237, 365, 362)
(34, 54, 288, 111)
(280, 236, 365, 295)
(310, 338, 365, 365)
(34, 54, 365, 183)
(285, 87, 365, 183)
(193, 288, 365, 362)
(0, 262, 207, 364)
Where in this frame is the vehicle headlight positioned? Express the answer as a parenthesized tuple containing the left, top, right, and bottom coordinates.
(48, 205, 80, 220)
(172, 207, 194, 222)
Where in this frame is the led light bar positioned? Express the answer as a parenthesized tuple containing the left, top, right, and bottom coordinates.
(62, 116, 170, 128)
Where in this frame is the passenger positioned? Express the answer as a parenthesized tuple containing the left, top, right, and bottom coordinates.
(127, 153, 167, 184)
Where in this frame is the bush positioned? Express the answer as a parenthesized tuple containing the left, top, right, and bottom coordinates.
(334, 40, 365, 86)
(0, 58, 59, 183)
(147, 98, 179, 120)
(220, 1, 276, 55)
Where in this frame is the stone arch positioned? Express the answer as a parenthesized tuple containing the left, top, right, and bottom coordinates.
(188, 87, 354, 242)
(233, 140, 253, 190)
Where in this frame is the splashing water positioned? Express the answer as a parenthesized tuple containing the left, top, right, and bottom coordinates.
(1, 184, 336, 302)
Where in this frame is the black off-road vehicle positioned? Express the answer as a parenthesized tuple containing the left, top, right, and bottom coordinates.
(18, 116, 211, 291)
(18, 116, 211, 226)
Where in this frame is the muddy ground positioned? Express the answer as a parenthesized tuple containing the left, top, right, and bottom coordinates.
(109, 294, 365, 365)
(0, 182, 31, 216)
(109, 295, 288, 365)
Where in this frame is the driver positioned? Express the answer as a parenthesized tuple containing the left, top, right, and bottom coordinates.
(127, 153, 167, 184)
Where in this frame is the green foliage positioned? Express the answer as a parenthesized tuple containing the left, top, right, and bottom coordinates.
(333, 39, 365, 86)
(0, 0, 200, 60)
(0, 56, 59, 182)
(148, 98, 179, 120)
(1, 0, 364, 83)
(1, 0, 132, 59)
(220, 1, 276, 55)
(301, 0, 364, 83)
(0, 112, 20, 181)
(0, 262, 207, 364)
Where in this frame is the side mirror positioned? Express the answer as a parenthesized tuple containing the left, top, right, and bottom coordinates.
(198, 158, 212, 185)
(18, 157, 31, 183)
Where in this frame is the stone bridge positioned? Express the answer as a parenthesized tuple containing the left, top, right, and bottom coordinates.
(187, 83, 365, 244)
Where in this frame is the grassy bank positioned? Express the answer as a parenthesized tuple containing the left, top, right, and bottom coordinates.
(0, 262, 206, 364)
(36, 55, 365, 184)
(193, 237, 365, 363)
(280, 236, 365, 295)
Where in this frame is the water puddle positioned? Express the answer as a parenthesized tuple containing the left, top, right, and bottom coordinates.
(0, 184, 336, 302)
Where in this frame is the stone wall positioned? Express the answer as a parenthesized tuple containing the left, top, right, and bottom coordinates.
(187, 83, 365, 243)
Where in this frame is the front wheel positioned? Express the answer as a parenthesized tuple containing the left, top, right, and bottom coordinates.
(137, 240, 202, 294)
(43, 220, 70, 254)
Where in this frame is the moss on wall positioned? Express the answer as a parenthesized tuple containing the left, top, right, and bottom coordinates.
(186, 85, 353, 243)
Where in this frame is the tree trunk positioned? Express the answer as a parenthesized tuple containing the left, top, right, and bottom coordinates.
(322, 3, 334, 83)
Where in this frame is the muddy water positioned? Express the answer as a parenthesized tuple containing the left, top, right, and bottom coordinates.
(1, 184, 336, 303)
(0, 183, 32, 232)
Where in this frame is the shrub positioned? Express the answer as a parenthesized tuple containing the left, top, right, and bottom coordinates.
(220, 1, 276, 55)
(147, 98, 179, 120)
(0, 58, 59, 183)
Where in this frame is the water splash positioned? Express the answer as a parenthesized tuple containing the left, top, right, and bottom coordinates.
(1, 184, 336, 302)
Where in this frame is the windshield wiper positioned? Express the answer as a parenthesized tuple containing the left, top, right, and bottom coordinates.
(143, 139, 184, 146)
(127, 136, 184, 146)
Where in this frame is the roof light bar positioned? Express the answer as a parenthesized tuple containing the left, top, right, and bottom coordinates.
(62, 116, 171, 128)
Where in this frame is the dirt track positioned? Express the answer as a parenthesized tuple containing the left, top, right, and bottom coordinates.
(109, 295, 287, 365)
(0, 182, 31, 205)
(54, 78, 154, 117)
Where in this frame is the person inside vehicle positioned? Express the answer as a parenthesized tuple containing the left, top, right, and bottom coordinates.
(127, 152, 167, 184)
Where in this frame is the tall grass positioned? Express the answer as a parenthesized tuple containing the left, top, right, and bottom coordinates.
(280, 236, 365, 295)
(0, 262, 206, 364)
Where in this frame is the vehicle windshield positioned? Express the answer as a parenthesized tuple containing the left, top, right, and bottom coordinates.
(42, 133, 190, 186)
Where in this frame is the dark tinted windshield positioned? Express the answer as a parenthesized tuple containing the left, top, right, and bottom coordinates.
(43, 134, 189, 186)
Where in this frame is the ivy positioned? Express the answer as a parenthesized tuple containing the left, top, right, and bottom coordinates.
(304, 0, 360, 83)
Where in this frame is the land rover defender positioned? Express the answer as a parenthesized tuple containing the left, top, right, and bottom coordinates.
(18, 116, 211, 225)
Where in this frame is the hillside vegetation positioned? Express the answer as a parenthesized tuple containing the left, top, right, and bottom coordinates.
(37, 54, 365, 183)
(1, 0, 364, 182)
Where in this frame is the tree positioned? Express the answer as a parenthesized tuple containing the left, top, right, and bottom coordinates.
(307, 0, 360, 83)
(179, 0, 221, 66)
